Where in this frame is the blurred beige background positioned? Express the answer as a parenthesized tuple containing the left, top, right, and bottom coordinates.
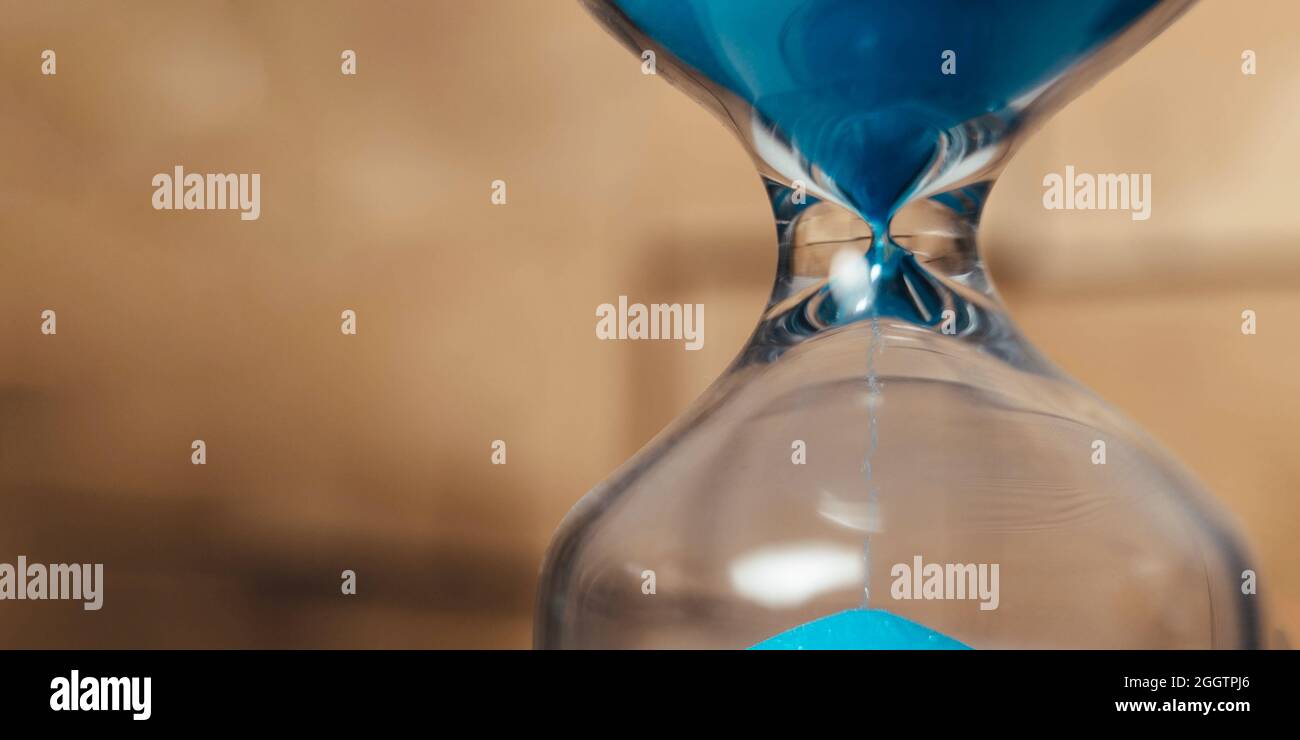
(0, 0, 1296, 647)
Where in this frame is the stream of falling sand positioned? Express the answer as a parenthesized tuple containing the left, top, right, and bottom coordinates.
(861, 313, 883, 606)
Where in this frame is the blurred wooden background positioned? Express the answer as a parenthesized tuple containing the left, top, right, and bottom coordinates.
(0, 0, 1296, 647)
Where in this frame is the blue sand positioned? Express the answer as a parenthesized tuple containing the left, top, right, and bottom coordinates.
(750, 609, 971, 650)
(613, 0, 1162, 227)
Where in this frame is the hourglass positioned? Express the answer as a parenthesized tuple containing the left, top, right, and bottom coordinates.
(537, 0, 1265, 648)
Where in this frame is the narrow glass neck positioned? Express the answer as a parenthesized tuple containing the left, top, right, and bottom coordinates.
(738, 178, 1053, 375)
(762, 178, 999, 324)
